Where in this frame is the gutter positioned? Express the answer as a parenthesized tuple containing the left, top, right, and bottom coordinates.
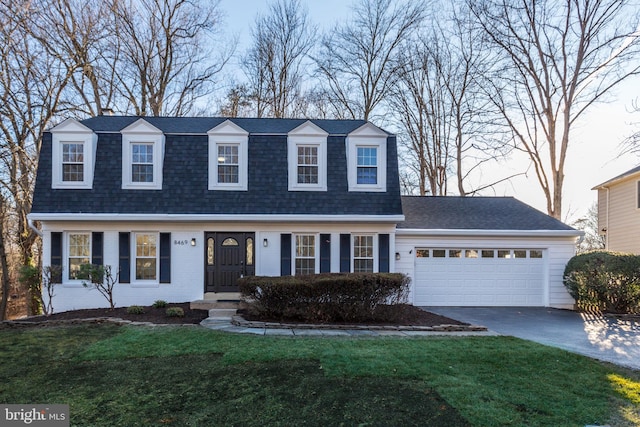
(396, 228, 584, 238)
(28, 218, 43, 237)
(27, 213, 406, 223)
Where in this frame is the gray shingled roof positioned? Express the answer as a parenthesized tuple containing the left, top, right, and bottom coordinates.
(79, 116, 374, 135)
(31, 117, 402, 217)
(399, 196, 575, 231)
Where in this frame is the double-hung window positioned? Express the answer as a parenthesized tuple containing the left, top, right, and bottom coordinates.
(288, 121, 327, 191)
(62, 143, 84, 182)
(346, 123, 387, 192)
(131, 143, 154, 183)
(135, 233, 157, 281)
(353, 235, 374, 272)
(68, 233, 90, 279)
(121, 119, 164, 190)
(208, 120, 248, 191)
(297, 146, 319, 184)
(356, 147, 377, 184)
(217, 144, 239, 183)
(295, 234, 316, 275)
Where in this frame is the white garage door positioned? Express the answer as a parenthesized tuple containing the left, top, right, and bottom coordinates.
(414, 248, 545, 306)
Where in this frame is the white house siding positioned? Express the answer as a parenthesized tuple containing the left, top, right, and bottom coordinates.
(599, 178, 640, 254)
(394, 233, 577, 309)
(40, 220, 396, 312)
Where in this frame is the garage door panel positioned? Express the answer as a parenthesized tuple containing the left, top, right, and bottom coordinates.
(414, 248, 545, 307)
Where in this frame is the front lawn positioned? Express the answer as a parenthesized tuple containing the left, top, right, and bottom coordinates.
(0, 324, 638, 426)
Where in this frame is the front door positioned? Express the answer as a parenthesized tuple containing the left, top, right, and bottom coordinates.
(205, 232, 255, 293)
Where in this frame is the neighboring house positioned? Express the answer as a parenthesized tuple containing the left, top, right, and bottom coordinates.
(28, 116, 581, 312)
(592, 165, 640, 254)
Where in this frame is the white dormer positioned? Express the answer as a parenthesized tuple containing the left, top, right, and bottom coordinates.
(51, 118, 98, 189)
(288, 121, 328, 192)
(207, 120, 249, 191)
(121, 119, 165, 190)
(346, 123, 387, 192)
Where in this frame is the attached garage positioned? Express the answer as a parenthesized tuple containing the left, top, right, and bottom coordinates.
(395, 197, 582, 309)
(412, 247, 545, 306)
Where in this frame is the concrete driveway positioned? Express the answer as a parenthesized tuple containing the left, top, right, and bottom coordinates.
(425, 307, 640, 371)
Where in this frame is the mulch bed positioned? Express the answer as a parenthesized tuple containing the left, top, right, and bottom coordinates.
(11, 303, 467, 327)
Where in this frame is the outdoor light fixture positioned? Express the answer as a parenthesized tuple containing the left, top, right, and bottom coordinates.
(395, 252, 401, 261)
(263, 238, 268, 247)
(191, 238, 196, 247)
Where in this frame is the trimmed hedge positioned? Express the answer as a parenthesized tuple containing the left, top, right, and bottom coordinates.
(563, 251, 640, 314)
(238, 273, 410, 323)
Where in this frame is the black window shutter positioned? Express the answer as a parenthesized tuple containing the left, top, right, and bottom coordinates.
(92, 232, 104, 266)
(339, 234, 350, 273)
(320, 234, 331, 273)
(160, 233, 171, 283)
(50, 232, 63, 283)
(119, 232, 130, 283)
(280, 234, 291, 276)
(379, 234, 390, 273)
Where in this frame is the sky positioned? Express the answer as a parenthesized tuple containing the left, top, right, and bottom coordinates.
(217, 0, 640, 223)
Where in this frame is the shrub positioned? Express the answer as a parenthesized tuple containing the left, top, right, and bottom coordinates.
(563, 251, 640, 314)
(166, 307, 184, 318)
(238, 273, 410, 323)
(152, 300, 168, 308)
(127, 305, 145, 315)
(18, 265, 42, 315)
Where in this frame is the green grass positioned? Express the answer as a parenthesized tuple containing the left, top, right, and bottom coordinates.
(0, 324, 638, 426)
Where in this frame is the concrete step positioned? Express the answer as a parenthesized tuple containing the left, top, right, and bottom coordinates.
(191, 299, 241, 310)
(208, 308, 238, 321)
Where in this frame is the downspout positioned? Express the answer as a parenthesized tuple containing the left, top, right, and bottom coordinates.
(605, 187, 610, 250)
(28, 218, 43, 238)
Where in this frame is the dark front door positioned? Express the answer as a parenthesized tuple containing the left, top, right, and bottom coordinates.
(205, 232, 255, 293)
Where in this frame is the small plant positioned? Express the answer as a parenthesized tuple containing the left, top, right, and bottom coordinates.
(41, 265, 63, 315)
(127, 305, 145, 315)
(152, 300, 168, 308)
(19, 264, 42, 315)
(166, 307, 184, 318)
(81, 264, 119, 309)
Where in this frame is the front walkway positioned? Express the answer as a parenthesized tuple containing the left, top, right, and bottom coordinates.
(200, 316, 492, 337)
(426, 307, 640, 371)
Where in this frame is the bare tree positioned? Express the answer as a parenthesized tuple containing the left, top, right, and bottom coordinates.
(112, 0, 231, 116)
(572, 203, 606, 253)
(28, 0, 117, 117)
(471, 0, 640, 219)
(242, 0, 316, 118)
(391, 4, 512, 197)
(315, 0, 427, 121)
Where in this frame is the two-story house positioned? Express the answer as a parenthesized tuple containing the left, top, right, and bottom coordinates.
(592, 165, 640, 254)
(29, 116, 581, 311)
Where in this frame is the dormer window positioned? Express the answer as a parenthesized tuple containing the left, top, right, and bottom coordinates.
(346, 123, 387, 192)
(121, 119, 164, 190)
(62, 143, 85, 182)
(208, 120, 248, 191)
(51, 118, 97, 189)
(288, 121, 327, 191)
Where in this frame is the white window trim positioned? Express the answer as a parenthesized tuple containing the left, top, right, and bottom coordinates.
(288, 121, 328, 192)
(351, 234, 377, 273)
(346, 124, 387, 192)
(132, 231, 160, 287)
(292, 233, 319, 275)
(51, 120, 97, 189)
(121, 120, 165, 190)
(63, 231, 91, 287)
(208, 120, 248, 191)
